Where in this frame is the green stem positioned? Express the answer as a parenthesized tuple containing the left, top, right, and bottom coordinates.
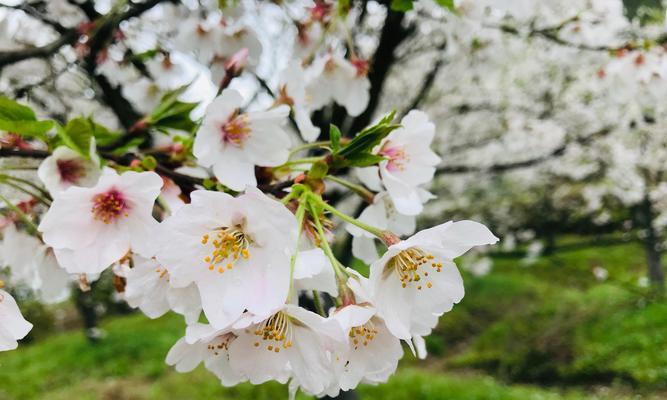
(280, 190, 298, 205)
(288, 141, 330, 158)
(312, 290, 325, 316)
(0, 193, 40, 235)
(287, 200, 307, 302)
(324, 175, 374, 203)
(0, 174, 52, 201)
(318, 200, 385, 239)
(279, 157, 322, 168)
(307, 199, 349, 283)
(0, 180, 50, 206)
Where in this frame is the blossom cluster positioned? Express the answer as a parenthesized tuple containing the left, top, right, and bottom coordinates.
(0, 0, 500, 396)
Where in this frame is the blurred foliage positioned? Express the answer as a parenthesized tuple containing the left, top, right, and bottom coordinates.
(624, 0, 665, 24)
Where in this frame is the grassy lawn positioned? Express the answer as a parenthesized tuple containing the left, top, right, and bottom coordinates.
(1, 236, 665, 399)
(0, 313, 638, 400)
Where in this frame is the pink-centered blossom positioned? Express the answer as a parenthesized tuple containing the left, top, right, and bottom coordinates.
(38, 168, 163, 275)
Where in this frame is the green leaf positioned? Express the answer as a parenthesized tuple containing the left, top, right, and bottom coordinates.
(0, 96, 53, 140)
(56, 120, 90, 156)
(56, 117, 117, 157)
(0, 96, 36, 121)
(339, 111, 399, 158)
(345, 153, 386, 168)
(147, 86, 198, 133)
(435, 0, 456, 12)
(338, 0, 351, 16)
(109, 137, 145, 156)
(391, 0, 413, 12)
(330, 124, 342, 153)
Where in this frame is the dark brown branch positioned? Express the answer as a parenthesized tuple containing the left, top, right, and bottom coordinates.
(400, 40, 447, 117)
(349, 8, 412, 133)
(0, 31, 78, 69)
(436, 128, 611, 175)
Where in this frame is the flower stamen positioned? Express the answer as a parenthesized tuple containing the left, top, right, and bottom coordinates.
(201, 226, 252, 272)
(349, 320, 378, 350)
(91, 189, 128, 224)
(221, 111, 251, 148)
(252, 311, 294, 353)
(386, 247, 436, 289)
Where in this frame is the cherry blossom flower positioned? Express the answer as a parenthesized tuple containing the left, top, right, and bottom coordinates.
(193, 89, 291, 191)
(209, 26, 262, 85)
(365, 110, 441, 216)
(293, 247, 338, 297)
(0, 225, 70, 303)
(276, 61, 320, 142)
(227, 304, 342, 394)
(167, 323, 243, 386)
(307, 53, 370, 117)
(156, 188, 298, 329)
(37, 145, 101, 197)
(346, 192, 416, 264)
(323, 304, 403, 395)
(369, 220, 498, 340)
(122, 255, 201, 324)
(38, 168, 163, 275)
(0, 285, 32, 351)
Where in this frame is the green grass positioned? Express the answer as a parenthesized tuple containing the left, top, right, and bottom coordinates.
(0, 312, 642, 400)
(2, 237, 666, 399)
(439, 237, 667, 388)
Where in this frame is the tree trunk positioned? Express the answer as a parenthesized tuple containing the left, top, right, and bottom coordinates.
(638, 195, 664, 291)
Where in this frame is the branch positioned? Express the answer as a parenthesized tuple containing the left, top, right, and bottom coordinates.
(349, 8, 412, 133)
(0, 31, 78, 69)
(400, 40, 447, 117)
(436, 128, 611, 175)
(493, 22, 632, 52)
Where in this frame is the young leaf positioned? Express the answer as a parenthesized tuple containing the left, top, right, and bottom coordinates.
(0, 96, 53, 141)
(435, 0, 456, 12)
(391, 0, 413, 12)
(330, 124, 342, 153)
(344, 153, 386, 168)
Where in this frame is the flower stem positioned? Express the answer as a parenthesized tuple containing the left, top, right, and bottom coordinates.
(279, 157, 322, 168)
(307, 198, 349, 284)
(0, 174, 52, 201)
(324, 175, 374, 203)
(287, 199, 307, 302)
(312, 290, 325, 316)
(318, 201, 385, 239)
(0, 180, 50, 206)
(288, 141, 330, 158)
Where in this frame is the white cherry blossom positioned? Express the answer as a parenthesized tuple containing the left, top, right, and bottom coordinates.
(166, 323, 243, 386)
(193, 89, 291, 191)
(122, 255, 201, 324)
(156, 188, 298, 329)
(37, 145, 101, 197)
(346, 192, 416, 264)
(0, 287, 32, 351)
(38, 168, 163, 275)
(369, 220, 498, 340)
(366, 110, 441, 216)
(307, 53, 370, 117)
(227, 304, 342, 394)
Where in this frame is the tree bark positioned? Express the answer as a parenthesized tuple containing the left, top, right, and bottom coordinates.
(638, 195, 664, 291)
